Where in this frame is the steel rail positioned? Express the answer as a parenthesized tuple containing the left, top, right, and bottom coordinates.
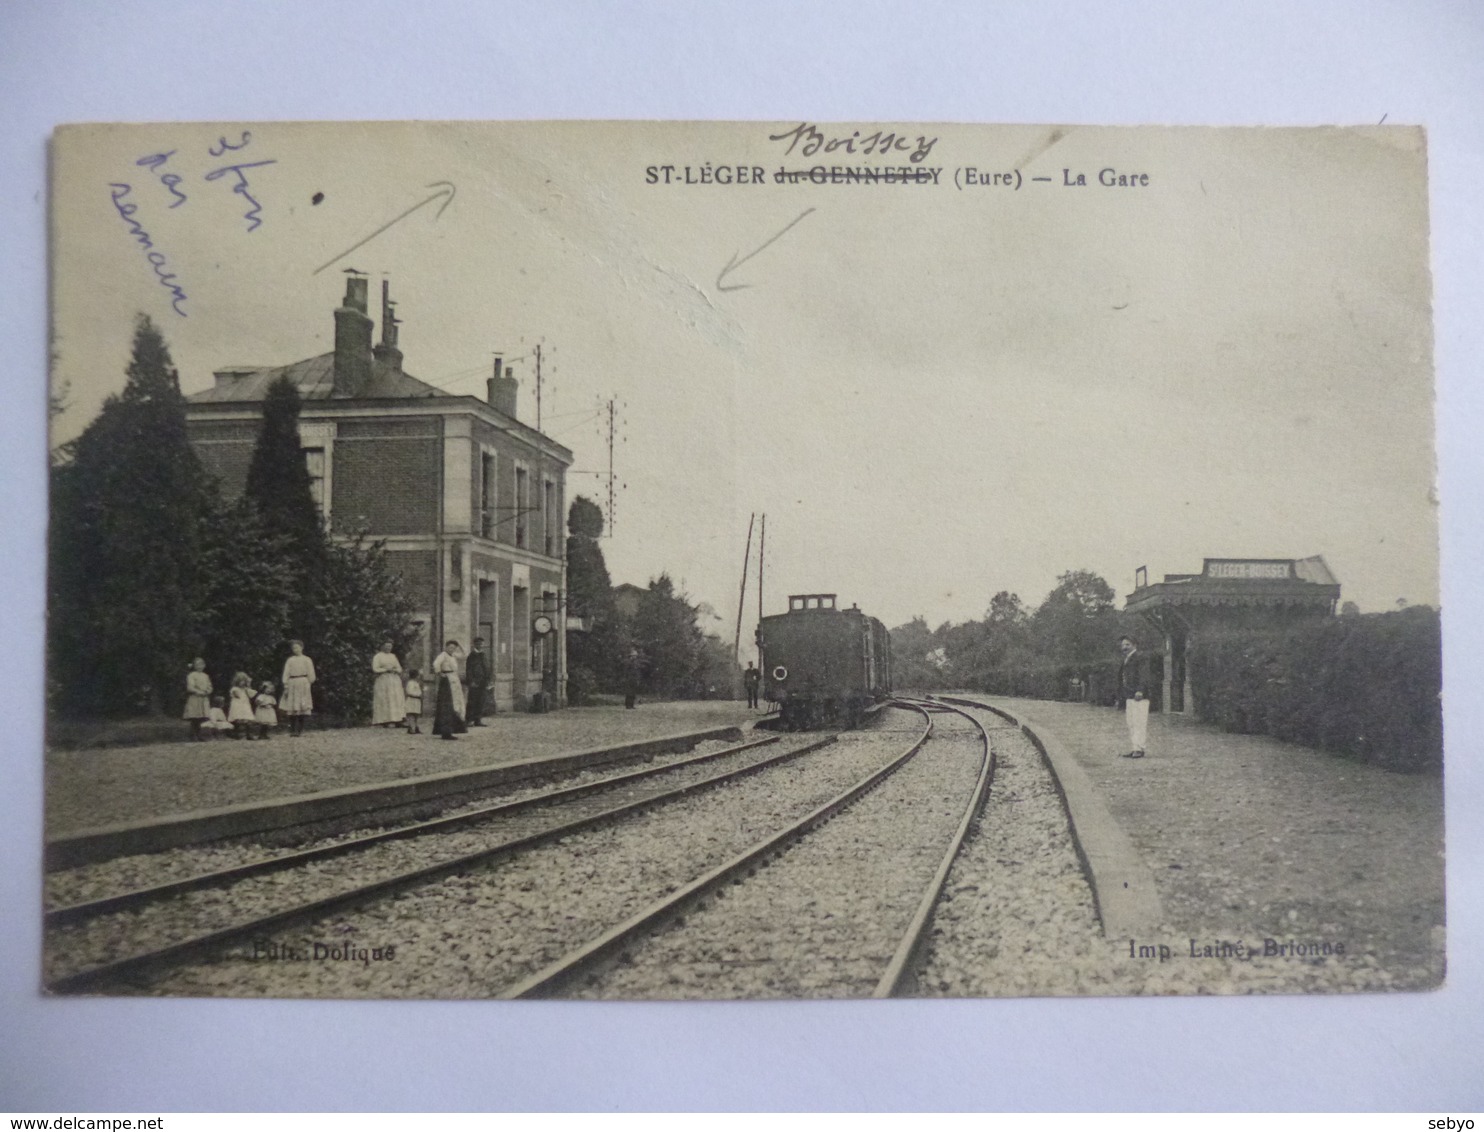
(47, 734, 784, 927)
(498, 703, 936, 999)
(872, 698, 995, 997)
(46, 733, 838, 993)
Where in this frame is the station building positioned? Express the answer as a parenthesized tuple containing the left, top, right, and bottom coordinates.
(1124, 556, 1341, 716)
(184, 275, 573, 710)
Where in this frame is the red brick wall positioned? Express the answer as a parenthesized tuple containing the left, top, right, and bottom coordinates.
(332, 418, 440, 535)
(189, 422, 258, 496)
(386, 548, 438, 605)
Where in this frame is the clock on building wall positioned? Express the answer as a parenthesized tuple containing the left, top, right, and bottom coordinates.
(532, 615, 553, 636)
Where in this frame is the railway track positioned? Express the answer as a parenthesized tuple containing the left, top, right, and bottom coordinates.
(45, 731, 836, 992)
(509, 698, 994, 999)
(50, 701, 999, 998)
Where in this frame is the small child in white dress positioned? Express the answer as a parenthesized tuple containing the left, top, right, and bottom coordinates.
(254, 680, 279, 739)
(404, 670, 423, 735)
(228, 671, 257, 739)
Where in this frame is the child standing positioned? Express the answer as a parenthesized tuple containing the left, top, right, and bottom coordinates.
(205, 695, 233, 737)
(254, 680, 279, 740)
(182, 658, 212, 741)
(404, 669, 423, 734)
(227, 671, 257, 739)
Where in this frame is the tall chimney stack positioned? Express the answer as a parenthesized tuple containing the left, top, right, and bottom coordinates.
(487, 356, 519, 418)
(372, 278, 403, 373)
(333, 271, 373, 397)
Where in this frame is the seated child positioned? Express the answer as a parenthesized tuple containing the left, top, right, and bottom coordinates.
(205, 695, 233, 736)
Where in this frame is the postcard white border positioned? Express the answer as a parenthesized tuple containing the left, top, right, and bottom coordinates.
(2, 0, 1481, 1112)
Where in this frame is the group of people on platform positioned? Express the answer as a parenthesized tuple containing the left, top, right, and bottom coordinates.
(372, 636, 493, 741)
(183, 637, 496, 743)
(181, 640, 312, 741)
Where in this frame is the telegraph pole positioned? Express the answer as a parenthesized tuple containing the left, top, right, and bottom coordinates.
(534, 342, 543, 432)
(606, 398, 616, 534)
(757, 513, 765, 623)
(734, 513, 755, 663)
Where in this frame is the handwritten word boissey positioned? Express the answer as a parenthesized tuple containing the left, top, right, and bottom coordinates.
(768, 123, 937, 165)
(108, 183, 188, 317)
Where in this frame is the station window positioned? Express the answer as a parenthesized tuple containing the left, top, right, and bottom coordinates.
(303, 447, 326, 516)
(515, 466, 528, 548)
(543, 480, 556, 556)
(480, 452, 496, 539)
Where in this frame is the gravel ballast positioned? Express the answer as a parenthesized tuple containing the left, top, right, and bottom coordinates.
(918, 703, 1444, 996)
(45, 735, 765, 909)
(572, 709, 985, 999)
(45, 734, 818, 984)
(124, 718, 923, 997)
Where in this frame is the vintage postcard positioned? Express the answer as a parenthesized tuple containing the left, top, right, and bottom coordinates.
(44, 121, 1442, 999)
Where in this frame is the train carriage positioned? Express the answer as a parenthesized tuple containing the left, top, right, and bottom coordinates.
(757, 593, 892, 729)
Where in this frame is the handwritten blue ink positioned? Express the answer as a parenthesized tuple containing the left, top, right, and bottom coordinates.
(108, 183, 188, 317)
(208, 131, 252, 158)
(136, 151, 188, 207)
(204, 158, 277, 232)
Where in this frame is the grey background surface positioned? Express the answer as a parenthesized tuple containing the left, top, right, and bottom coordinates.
(3, 0, 1481, 1111)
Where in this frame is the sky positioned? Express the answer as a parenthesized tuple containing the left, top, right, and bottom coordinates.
(52, 121, 1439, 633)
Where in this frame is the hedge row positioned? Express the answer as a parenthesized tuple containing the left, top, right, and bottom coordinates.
(982, 660, 1124, 705)
(1189, 609, 1442, 772)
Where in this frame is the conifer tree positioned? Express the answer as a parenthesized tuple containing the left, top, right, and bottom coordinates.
(244, 376, 324, 575)
(48, 315, 208, 714)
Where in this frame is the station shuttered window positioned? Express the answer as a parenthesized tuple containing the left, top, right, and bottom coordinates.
(303, 447, 326, 516)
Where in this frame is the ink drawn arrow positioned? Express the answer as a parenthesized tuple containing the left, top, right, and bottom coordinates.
(716, 207, 816, 292)
(312, 181, 457, 275)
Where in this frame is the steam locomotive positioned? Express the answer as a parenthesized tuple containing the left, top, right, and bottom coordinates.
(757, 593, 893, 729)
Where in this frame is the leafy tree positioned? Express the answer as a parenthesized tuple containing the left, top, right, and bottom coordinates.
(565, 495, 625, 698)
(632, 574, 707, 697)
(988, 590, 1028, 625)
(568, 495, 605, 539)
(195, 491, 298, 684)
(48, 316, 209, 714)
(306, 532, 418, 719)
(890, 616, 948, 689)
(1030, 569, 1119, 671)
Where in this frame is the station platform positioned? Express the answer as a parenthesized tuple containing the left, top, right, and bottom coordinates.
(976, 696, 1445, 987)
(46, 701, 762, 835)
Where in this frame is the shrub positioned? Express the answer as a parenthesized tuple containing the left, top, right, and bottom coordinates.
(1189, 608, 1442, 772)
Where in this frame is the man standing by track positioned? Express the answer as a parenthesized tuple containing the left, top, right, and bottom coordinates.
(1117, 635, 1152, 759)
(743, 662, 761, 709)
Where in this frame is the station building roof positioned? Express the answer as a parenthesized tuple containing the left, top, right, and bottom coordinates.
(187, 351, 448, 404)
(1126, 556, 1341, 614)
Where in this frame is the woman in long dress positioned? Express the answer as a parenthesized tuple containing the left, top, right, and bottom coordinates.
(280, 639, 317, 737)
(371, 640, 407, 726)
(431, 640, 467, 740)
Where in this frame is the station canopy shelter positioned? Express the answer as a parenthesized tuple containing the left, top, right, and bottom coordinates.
(1124, 556, 1341, 715)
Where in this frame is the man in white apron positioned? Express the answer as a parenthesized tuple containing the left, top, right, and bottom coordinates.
(1118, 636, 1151, 759)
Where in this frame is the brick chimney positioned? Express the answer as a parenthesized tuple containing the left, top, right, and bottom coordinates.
(372, 278, 403, 372)
(333, 272, 373, 396)
(487, 355, 519, 418)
